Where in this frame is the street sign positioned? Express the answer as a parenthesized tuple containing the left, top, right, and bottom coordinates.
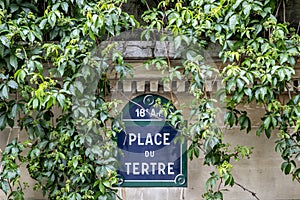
(117, 94, 187, 187)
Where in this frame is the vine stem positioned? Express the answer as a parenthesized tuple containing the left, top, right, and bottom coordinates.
(160, 2, 176, 105)
(217, 177, 223, 191)
(292, 173, 300, 184)
(164, 39, 176, 104)
(275, 0, 283, 18)
(7, 179, 13, 193)
(285, 83, 292, 100)
(17, 91, 20, 142)
(235, 181, 260, 200)
(283, 0, 286, 23)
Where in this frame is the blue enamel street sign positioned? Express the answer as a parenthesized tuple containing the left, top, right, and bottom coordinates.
(117, 94, 187, 187)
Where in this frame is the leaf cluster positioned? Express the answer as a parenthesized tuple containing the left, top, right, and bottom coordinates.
(0, 0, 137, 199)
(141, 0, 300, 199)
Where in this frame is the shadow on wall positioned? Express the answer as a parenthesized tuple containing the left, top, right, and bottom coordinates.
(278, 0, 300, 30)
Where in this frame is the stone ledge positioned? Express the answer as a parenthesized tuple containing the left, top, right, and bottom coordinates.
(111, 78, 300, 94)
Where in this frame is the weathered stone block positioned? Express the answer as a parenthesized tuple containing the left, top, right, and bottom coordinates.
(154, 41, 178, 58)
(150, 80, 158, 92)
(123, 41, 154, 59)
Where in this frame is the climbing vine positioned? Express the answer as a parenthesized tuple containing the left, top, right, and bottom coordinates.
(0, 0, 137, 199)
(142, 0, 300, 199)
(0, 0, 299, 200)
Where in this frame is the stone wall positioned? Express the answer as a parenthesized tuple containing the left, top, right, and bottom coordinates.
(1, 35, 300, 200)
(112, 59, 300, 200)
(113, 59, 300, 200)
(109, 35, 300, 199)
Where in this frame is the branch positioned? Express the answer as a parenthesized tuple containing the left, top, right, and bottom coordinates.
(292, 173, 300, 184)
(235, 181, 260, 200)
(275, 0, 283, 18)
(7, 179, 13, 194)
(283, 0, 286, 23)
(218, 177, 223, 191)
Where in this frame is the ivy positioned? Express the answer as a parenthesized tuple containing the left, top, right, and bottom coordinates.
(0, 0, 300, 200)
(142, 0, 300, 199)
(0, 0, 137, 199)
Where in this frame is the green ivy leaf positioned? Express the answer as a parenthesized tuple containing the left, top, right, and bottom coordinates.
(243, 4, 251, 16)
(229, 14, 237, 32)
(224, 173, 234, 187)
(0, 36, 10, 47)
(48, 12, 57, 28)
(14, 69, 26, 84)
(1, 180, 10, 195)
(279, 53, 289, 65)
(61, 2, 69, 13)
(7, 80, 18, 89)
(236, 78, 244, 91)
(28, 31, 35, 43)
(0, 113, 7, 130)
(32, 98, 39, 109)
(278, 69, 285, 81)
(9, 104, 18, 119)
(232, 0, 243, 9)
(10, 55, 18, 70)
(99, 182, 105, 194)
(255, 87, 267, 101)
(261, 43, 269, 54)
(239, 114, 251, 133)
(1, 85, 9, 99)
(204, 137, 219, 153)
(263, 116, 271, 129)
(282, 162, 295, 175)
(174, 35, 182, 50)
(39, 18, 48, 29)
(57, 93, 65, 108)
